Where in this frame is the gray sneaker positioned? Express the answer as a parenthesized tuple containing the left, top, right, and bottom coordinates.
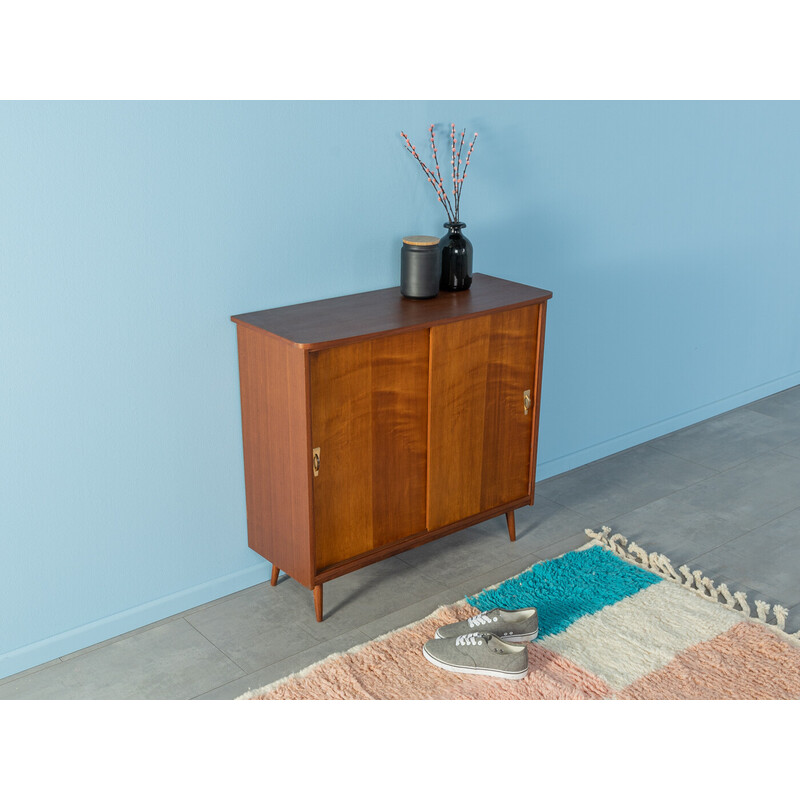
(422, 632, 529, 680)
(434, 607, 538, 643)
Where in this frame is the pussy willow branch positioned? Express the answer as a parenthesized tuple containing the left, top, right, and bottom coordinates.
(401, 125, 477, 224)
(457, 132, 478, 219)
(428, 125, 456, 221)
(402, 130, 454, 222)
(450, 124, 458, 214)
(455, 128, 466, 220)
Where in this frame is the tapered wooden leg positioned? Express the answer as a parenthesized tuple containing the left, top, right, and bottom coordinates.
(314, 585, 323, 622)
(505, 510, 516, 542)
(270, 564, 280, 586)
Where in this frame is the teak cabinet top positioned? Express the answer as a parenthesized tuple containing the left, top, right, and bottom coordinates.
(231, 273, 552, 350)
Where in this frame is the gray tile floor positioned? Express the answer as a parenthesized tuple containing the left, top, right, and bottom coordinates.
(3, 384, 800, 700)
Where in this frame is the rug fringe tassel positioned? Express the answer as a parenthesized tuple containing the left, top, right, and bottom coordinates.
(717, 582, 736, 607)
(585, 527, 800, 642)
(734, 591, 750, 616)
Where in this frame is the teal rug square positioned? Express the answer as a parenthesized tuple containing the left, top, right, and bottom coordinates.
(468, 545, 661, 637)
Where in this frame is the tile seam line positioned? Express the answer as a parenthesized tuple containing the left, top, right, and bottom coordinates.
(644, 439, 729, 471)
(615, 514, 800, 614)
(605, 444, 800, 522)
(746, 406, 800, 425)
(197, 644, 348, 700)
(649, 431, 800, 472)
(190, 671, 259, 701)
(543, 464, 722, 522)
(600, 471, 748, 523)
(641, 441, 725, 474)
(1, 617, 239, 696)
(771, 444, 800, 462)
(177, 616, 251, 676)
(0, 659, 62, 690)
(57, 616, 178, 663)
(671, 444, 800, 478)
(191, 625, 388, 699)
(541, 440, 721, 480)
(521, 530, 599, 558)
(2, 614, 196, 685)
(726, 500, 800, 539)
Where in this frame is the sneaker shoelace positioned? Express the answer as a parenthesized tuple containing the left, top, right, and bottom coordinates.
(467, 612, 499, 628)
(455, 633, 488, 647)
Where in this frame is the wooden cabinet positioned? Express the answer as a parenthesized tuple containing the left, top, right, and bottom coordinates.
(232, 273, 551, 621)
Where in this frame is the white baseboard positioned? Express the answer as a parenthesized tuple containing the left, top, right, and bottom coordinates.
(536, 369, 800, 481)
(0, 562, 271, 682)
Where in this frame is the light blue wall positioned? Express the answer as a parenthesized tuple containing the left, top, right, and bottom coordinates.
(2, 101, 799, 678)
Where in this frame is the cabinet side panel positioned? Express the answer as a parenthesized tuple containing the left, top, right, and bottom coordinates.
(528, 301, 548, 499)
(236, 325, 312, 587)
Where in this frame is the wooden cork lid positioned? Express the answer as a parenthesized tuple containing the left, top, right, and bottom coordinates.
(402, 235, 439, 246)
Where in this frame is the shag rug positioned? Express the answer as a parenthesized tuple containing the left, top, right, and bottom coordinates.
(237, 527, 800, 700)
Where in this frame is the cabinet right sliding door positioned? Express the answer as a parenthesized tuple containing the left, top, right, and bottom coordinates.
(427, 305, 540, 531)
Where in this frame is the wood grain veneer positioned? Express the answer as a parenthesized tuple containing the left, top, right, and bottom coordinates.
(528, 302, 548, 500)
(310, 330, 429, 570)
(235, 324, 314, 588)
(427, 305, 539, 530)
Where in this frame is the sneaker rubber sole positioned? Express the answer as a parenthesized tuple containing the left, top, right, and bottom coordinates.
(421, 646, 529, 680)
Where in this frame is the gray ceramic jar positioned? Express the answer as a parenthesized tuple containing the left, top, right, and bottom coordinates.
(400, 235, 440, 299)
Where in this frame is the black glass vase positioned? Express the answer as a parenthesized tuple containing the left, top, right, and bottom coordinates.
(439, 221, 473, 291)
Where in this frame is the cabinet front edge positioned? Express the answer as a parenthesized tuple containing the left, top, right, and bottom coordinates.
(232, 296, 551, 352)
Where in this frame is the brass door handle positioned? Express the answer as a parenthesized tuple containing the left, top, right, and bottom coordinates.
(312, 447, 321, 476)
(523, 390, 531, 415)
